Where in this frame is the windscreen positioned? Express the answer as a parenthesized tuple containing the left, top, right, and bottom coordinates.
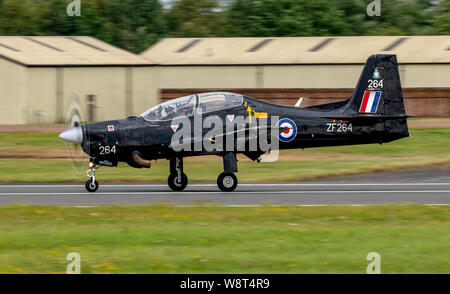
(141, 95, 195, 121)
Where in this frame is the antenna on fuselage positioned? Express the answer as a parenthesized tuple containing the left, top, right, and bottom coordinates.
(295, 97, 309, 107)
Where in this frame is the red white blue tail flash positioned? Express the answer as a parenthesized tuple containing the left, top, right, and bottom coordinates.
(359, 91, 381, 113)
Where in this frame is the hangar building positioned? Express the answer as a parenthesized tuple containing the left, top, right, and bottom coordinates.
(0, 36, 157, 125)
(141, 36, 450, 117)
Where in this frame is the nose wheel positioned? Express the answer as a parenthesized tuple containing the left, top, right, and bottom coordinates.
(85, 179, 99, 192)
(217, 172, 238, 192)
(85, 161, 100, 192)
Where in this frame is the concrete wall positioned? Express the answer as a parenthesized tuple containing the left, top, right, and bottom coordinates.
(157, 66, 259, 89)
(62, 67, 127, 122)
(131, 67, 159, 116)
(0, 61, 158, 124)
(0, 59, 26, 124)
(27, 68, 57, 124)
(61, 66, 158, 123)
(402, 64, 450, 88)
(157, 64, 450, 89)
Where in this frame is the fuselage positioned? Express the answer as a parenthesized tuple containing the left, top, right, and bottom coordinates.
(77, 95, 408, 168)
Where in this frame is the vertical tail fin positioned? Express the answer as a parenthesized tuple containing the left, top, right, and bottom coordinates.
(340, 54, 409, 143)
(341, 54, 406, 116)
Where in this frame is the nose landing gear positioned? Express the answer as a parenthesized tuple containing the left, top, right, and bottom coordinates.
(85, 160, 100, 192)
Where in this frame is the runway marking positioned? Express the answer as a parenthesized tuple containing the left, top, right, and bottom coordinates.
(1, 183, 449, 188)
(0, 190, 449, 196)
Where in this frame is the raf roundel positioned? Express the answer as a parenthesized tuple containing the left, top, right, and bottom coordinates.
(277, 118, 297, 142)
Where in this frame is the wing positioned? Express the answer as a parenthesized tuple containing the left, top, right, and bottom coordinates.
(169, 125, 281, 151)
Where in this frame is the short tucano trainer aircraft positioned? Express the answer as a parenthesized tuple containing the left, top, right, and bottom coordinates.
(59, 54, 409, 192)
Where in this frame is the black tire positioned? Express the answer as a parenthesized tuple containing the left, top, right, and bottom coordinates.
(168, 173, 188, 191)
(85, 179, 99, 192)
(217, 172, 238, 192)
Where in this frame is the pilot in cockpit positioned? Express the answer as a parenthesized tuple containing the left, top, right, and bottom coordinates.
(164, 105, 176, 119)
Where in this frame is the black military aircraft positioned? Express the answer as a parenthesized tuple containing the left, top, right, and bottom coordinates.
(59, 54, 409, 192)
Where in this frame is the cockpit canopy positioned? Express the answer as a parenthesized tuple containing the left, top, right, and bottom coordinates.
(141, 92, 243, 121)
(141, 94, 195, 121)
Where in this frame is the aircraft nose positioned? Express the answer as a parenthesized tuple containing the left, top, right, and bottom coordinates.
(59, 126, 83, 144)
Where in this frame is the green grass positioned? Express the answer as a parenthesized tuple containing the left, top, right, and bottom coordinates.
(0, 128, 448, 182)
(0, 204, 448, 274)
(409, 117, 450, 121)
(0, 131, 65, 147)
(0, 156, 448, 183)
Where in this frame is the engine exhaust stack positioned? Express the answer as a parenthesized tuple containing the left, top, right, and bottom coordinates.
(132, 151, 151, 168)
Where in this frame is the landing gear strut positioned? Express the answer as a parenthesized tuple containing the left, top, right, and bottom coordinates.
(85, 160, 100, 192)
(168, 157, 188, 191)
(217, 152, 238, 192)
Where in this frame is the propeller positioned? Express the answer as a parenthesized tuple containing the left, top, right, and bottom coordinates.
(61, 113, 90, 178)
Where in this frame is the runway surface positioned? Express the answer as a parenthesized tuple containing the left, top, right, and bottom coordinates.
(0, 182, 448, 205)
(0, 165, 448, 205)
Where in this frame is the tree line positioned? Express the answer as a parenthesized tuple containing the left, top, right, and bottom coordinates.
(0, 0, 448, 53)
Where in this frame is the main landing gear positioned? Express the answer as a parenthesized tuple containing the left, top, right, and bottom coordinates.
(168, 157, 188, 191)
(167, 152, 239, 192)
(217, 172, 238, 192)
(217, 152, 238, 192)
(85, 161, 100, 192)
(84, 153, 239, 193)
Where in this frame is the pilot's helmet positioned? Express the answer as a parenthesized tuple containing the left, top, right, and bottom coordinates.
(165, 105, 175, 116)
